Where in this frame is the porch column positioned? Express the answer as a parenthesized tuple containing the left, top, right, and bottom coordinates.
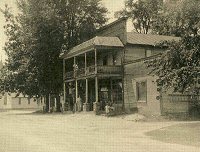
(95, 76, 98, 102)
(83, 78, 90, 111)
(48, 94, 51, 113)
(93, 76, 100, 113)
(86, 79, 88, 103)
(85, 53, 87, 75)
(54, 97, 57, 111)
(110, 78, 113, 104)
(73, 56, 76, 78)
(75, 80, 78, 102)
(63, 59, 66, 111)
(95, 49, 97, 74)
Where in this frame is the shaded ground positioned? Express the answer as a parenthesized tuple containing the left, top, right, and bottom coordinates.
(0, 110, 199, 152)
(146, 122, 200, 147)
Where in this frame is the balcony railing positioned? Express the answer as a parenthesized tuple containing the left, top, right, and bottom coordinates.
(97, 66, 122, 74)
(77, 68, 85, 77)
(86, 66, 96, 75)
(65, 65, 122, 80)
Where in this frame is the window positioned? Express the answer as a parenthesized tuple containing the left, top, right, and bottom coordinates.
(19, 98, 21, 105)
(136, 81, 147, 102)
(145, 50, 152, 57)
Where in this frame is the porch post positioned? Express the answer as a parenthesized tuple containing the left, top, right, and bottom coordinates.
(93, 76, 100, 114)
(63, 59, 66, 112)
(85, 53, 87, 75)
(73, 56, 76, 78)
(110, 78, 113, 104)
(86, 79, 88, 103)
(48, 93, 51, 113)
(95, 76, 98, 102)
(75, 80, 78, 102)
(83, 78, 90, 111)
(95, 49, 97, 74)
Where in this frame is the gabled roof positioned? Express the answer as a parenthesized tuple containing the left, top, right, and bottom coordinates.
(127, 32, 180, 46)
(61, 36, 124, 59)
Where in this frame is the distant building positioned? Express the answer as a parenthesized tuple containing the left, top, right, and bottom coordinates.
(0, 93, 43, 110)
(0, 60, 43, 110)
(60, 18, 198, 116)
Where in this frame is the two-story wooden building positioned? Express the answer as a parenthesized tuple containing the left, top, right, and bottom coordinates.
(60, 18, 183, 115)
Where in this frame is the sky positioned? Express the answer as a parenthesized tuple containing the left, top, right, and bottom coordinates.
(0, 0, 125, 62)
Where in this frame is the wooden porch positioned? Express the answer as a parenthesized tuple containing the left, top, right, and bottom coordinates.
(61, 36, 125, 112)
(65, 65, 122, 80)
(64, 77, 123, 112)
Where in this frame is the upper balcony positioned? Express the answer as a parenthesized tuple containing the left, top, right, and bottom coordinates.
(65, 65, 122, 80)
(60, 36, 124, 81)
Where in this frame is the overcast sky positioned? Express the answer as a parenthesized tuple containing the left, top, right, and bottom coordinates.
(0, 0, 125, 62)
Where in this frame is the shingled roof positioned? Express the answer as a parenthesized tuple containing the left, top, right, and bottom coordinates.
(60, 32, 180, 59)
(61, 36, 124, 59)
(127, 33, 180, 46)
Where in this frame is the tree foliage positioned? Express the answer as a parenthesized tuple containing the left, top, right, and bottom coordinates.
(147, 36, 200, 94)
(0, 0, 107, 107)
(115, 0, 162, 34)
(153, 0, 200, 37)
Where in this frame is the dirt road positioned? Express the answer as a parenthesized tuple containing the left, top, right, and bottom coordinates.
(0, 110, 199, 152)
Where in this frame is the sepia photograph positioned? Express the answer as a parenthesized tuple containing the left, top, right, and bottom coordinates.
(0, 0, 199, 151)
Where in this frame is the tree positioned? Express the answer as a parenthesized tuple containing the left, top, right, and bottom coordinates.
(0, 0, 107, 112)
(147, 36, 200, 95)
(115, 0, 162, 34)
(152, 0, 200, 37)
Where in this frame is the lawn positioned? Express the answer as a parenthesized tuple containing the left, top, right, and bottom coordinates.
(146, 122, 200, 147)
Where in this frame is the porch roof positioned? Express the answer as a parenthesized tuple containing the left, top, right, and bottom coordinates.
(60, 36, 124, 59)
(127, 33, 180, 46)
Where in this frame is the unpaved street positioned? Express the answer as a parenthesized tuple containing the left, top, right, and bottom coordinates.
(0, 110, 199, 152)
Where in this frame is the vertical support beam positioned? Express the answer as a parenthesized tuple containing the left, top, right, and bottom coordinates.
(48, 93, 51, 113)
(85, 53, 87, 75)
(83, 78, 89, 112)
(121, 53, 125, 110)
(95, 76, 98, 102)
(54, 97, 57, 110)
(74, 56, 77, 112)
(63, 59, 66, 111)
(74, 56, 76, 65)
(94, 49, 97, 74)
(73, 57, 76, 78)
(85, 78, 88, 103)
(75, 80, 78, 102)
(110, 78, 113, 104)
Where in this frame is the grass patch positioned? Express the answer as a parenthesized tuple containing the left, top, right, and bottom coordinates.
(146, 123, 200, 147)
